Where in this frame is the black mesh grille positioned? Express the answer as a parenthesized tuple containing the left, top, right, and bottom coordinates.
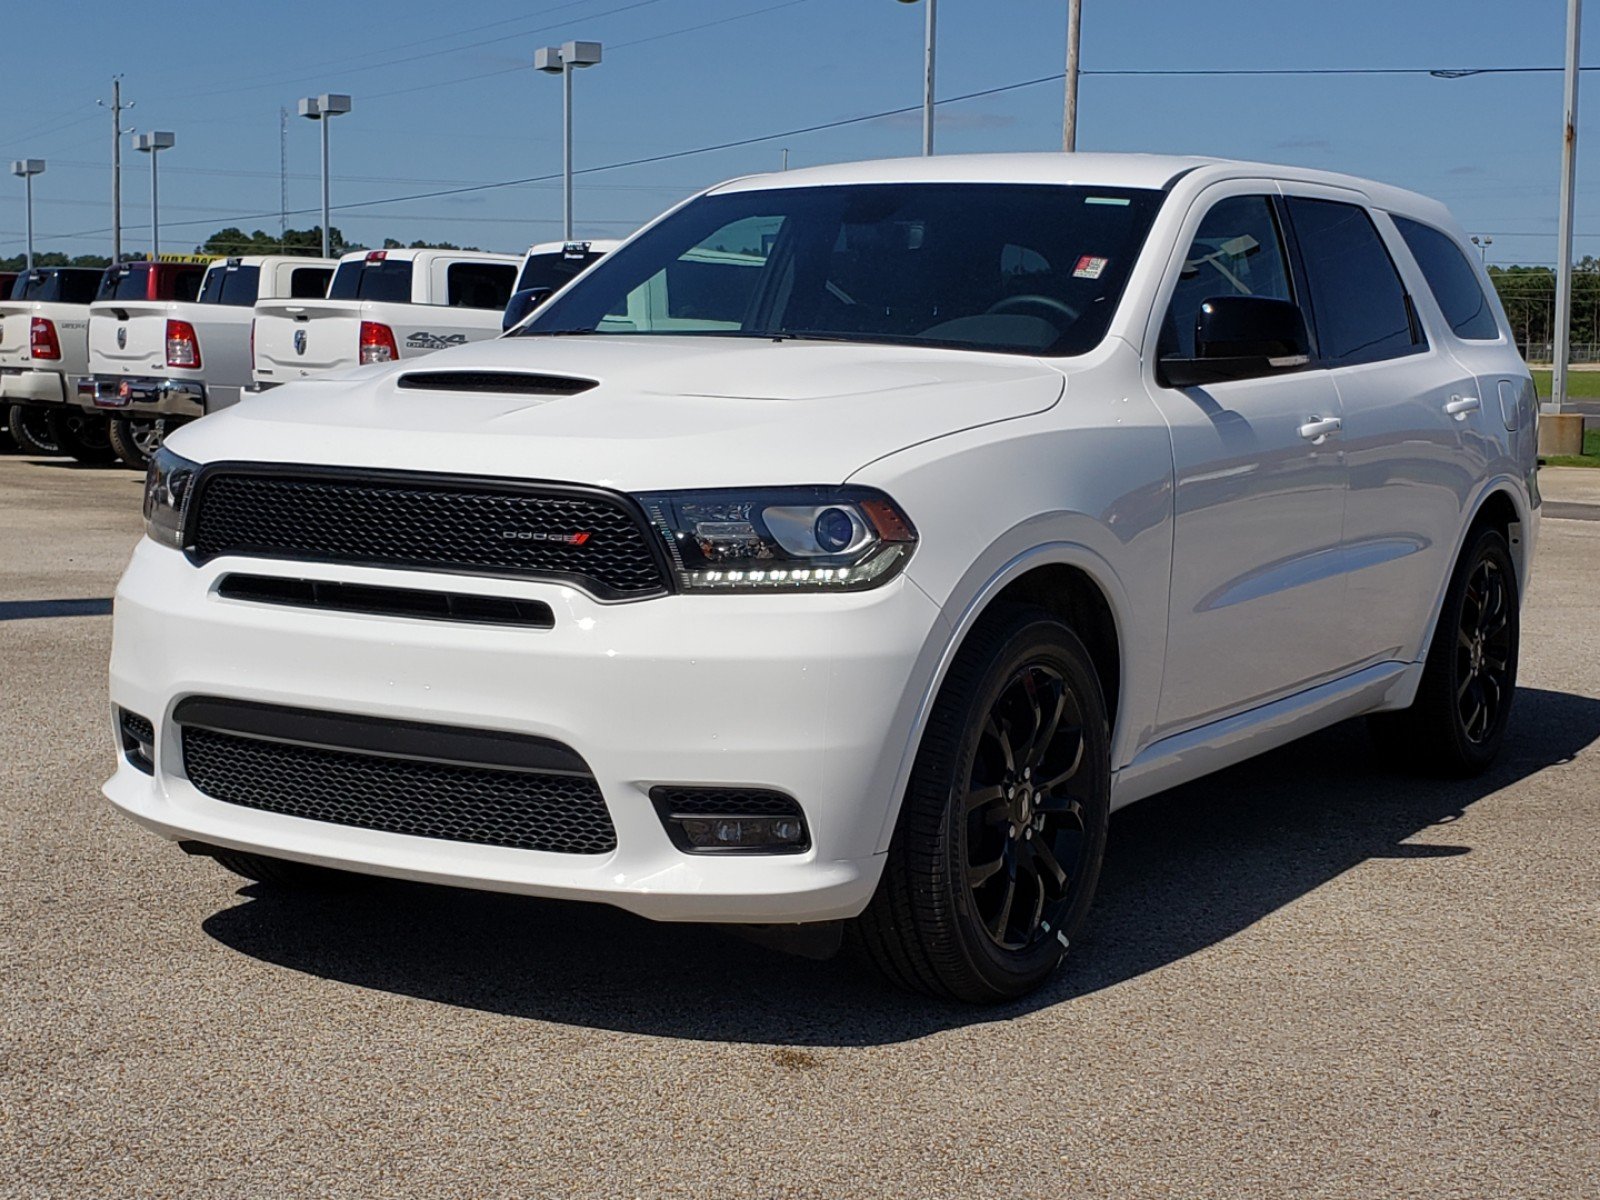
(650, 787, 805, 819)
(183, 727, 617, 854)
(189, 470, 667, 599)
(120, 710, 154, 747)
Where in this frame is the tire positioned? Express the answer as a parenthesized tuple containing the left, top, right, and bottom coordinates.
(850, 604, 1112, 1003)
(45, 409, 118, 465)
(1369, 526, 1519, 776)
(210, 850, 348, 889)
(7, 404, 61, 455)
(108, 416, 168, 469)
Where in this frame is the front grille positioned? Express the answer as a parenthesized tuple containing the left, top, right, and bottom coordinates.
(188, 468, 668, 600)
(178, 700, 616, 855)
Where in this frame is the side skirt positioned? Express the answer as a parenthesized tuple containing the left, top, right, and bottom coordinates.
(1110, 660, 1424, 810)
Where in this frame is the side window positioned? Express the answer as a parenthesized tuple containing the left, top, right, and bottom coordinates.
(1285, 197, 1421, 366)
(1162, 195, 1292, 359)
(446, 262, 517, 309)
(602, 214, 781, 331)
(1392, 216, 1500, 341)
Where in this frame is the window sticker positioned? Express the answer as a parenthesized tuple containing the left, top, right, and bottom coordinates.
(1073, 255, 1109, 279)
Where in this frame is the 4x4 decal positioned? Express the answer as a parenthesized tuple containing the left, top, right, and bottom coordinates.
(405, 331, 470, 350)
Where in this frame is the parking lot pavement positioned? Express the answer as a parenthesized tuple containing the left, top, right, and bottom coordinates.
(2, 453, 1597, 1200)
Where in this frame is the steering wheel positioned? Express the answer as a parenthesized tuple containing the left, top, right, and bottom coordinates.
(986, 293, 1080, 323)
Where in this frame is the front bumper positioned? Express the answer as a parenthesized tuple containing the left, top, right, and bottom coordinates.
(86, 374, 206, 418)
(105, 539, 947, 923)
(0, 367, 68, 405)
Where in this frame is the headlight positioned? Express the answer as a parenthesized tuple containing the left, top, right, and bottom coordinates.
(636, 487, 917, 593)
(142, 447, 199, 549)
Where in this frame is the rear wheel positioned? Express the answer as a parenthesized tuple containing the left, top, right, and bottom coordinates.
(45, 409, 117, 465)
(6, 404, 61, 455)
(108, 416, 168, 469)
(1369, 526, 1519, 775)
(850, 604, 1112, 1002)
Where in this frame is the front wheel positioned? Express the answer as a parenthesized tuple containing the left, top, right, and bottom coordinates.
(1369, 526, 1519, 775)
(108, 416, 169, 469)
(851, 605, 1112, 1002)
(6, 404, 61, 456)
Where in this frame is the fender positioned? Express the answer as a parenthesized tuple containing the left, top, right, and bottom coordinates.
(1400, 475, 1533, 687)
(873, 534, 1144, 854)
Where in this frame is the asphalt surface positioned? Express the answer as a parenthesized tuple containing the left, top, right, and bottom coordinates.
(2, 453, 1597, 1199)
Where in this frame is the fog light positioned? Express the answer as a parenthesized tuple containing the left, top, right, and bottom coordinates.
(650, 787, 810, 854)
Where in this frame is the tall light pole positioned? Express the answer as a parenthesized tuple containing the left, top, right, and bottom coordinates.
(1064, 0, 1083, 151)
(10, 160, 44, 272)
(298, 93, 352, 258)
(135, 131, 174, 260)
(1552, 0, 1583, 419)
(98, 78, 132, 263)
(1471, 235, 1494, 265)
(536, 41, 602, 241)
(895, 0, 936, 155)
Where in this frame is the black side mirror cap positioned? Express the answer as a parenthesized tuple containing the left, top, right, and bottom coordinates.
(1159, 295, 1312, 388)
(502, 287, 554, 333)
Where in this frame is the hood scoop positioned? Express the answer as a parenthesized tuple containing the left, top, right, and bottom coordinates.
(395, 370, 597, 396)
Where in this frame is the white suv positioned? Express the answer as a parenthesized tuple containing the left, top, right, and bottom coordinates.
(106, 154, 1538, 1002)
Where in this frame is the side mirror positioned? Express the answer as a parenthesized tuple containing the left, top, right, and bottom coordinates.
(1160, 295, 1311, 388)
(502, 286, 554, 332)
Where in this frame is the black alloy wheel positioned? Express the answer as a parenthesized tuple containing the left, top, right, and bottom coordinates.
(6, 403, 61, 455)
(45, 409, 118, 465)
(1369, 525, 1519, 775)
(851, 604, 1111, 1002)
(964, 663, 1095, 952)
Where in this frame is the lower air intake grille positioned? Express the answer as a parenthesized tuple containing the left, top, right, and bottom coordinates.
(182, 724, 617, 855)
(188, 469, 668, 600)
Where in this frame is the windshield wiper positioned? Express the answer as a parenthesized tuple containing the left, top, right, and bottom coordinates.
(519, 327, 601, 337)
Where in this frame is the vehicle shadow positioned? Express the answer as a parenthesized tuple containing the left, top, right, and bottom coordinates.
(201, 686, 1600, 1046)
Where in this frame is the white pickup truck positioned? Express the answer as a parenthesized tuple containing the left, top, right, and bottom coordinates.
(87, 255, 336, 466)
(251, 248, 520, 388)
(500, 239, 620, 330)
(0, 266, 103, 458)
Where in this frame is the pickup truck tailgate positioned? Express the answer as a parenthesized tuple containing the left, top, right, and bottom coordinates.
(253, 301, 362, 382)
(88, 302, 168, 377)
(0, 304, 45, 370)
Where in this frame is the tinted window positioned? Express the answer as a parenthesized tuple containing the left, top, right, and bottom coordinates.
(1393, 216, 1500, 341)
(522, 184, 1166, 356)
(161, 266, 206, 302)
(16, 268, 102, 303)
(1162, 195, 1292, 359)
(446, 262, 516, 309)
(98, 264, 152, 301)
(516, 250, 604, 293)
(1286, 197, 1420, 366)
(327, 258, 414, 303)
(289, 267, 332, 299)
(197, 264, 261, 306)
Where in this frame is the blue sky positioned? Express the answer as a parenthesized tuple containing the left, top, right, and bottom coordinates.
(0, 0, 1591, 266)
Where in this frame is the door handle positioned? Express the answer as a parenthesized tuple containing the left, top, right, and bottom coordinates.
(1444, 395, 1481, 419)
(1298, 415, 1342, 441)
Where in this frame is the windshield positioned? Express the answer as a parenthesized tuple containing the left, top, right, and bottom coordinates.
(519, 183, 1164, 356)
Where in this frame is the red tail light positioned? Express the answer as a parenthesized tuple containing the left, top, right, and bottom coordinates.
(359, 321, 398, 365)
(29, 317, 60, 360)
(166, 319, 201, 369)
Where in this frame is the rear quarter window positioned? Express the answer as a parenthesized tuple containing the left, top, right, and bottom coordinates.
(289, 266, 333, 299)
(1392, 216, 1501, 341)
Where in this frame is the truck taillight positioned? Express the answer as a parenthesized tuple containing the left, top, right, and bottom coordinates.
(359, 321, 398, 365)
(30, 317, 60, 360)
(166, 319, 201, 369)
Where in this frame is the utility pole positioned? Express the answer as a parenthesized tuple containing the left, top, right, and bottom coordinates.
(1552, 0, 1583, 420)
(279, 107, 288, 250)
(1063, 0, 1082, 151)
(99, 78, 133, 263)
